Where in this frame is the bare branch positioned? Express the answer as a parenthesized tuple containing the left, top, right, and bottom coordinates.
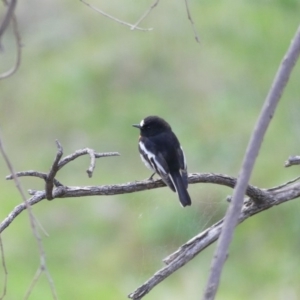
(130, 0, 159, 31)
(184, 0, 200, 43)
(128, 177, 300, 299)
(5, 143, 120, 200)
(86, 148, 96, 177)
(23, 268, 42, 300)
(0, 191, 45, 233)
(6, 171, 63, 186)
(0, 1, 22, 80)
(0, 133, 58, 300)
(45, 140, 63, 200)
(57, 147, 120, 170)
(0, 168, 295, 236)
(0, 0, 17, 40)
(80, 0, 153, 31)
(284, 155, 300, 167)
(202, 25, 300, 300)
(0, 235, 8, 300)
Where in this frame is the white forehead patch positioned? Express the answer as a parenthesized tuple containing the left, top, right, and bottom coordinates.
(140, 119, 145, 127)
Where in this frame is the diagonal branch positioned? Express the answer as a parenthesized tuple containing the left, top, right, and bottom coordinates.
(130, 0, 159, 31)
(0, 0, 17, 40)
(80, 0, 153, 31)
(184, 0, 200, 43)
(128, 177, 300, 299)
(202, 24, 300, 300)
(0, 133, 58, 300)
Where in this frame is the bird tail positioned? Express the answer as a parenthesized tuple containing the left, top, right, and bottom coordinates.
(170, 171, 191, 207)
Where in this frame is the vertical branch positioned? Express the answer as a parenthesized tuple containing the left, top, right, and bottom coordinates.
(202, 25, 300, 300)
(184, 0, 200, 43)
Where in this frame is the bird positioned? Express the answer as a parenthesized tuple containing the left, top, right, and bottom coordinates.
(132, 116, 191, 207)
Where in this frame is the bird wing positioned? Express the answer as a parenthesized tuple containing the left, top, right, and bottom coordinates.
(176, 146, 188, 188)
(139, 140, 176, 192)
(152, 152, 176, 192)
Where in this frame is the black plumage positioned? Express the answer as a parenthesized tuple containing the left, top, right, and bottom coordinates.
(133, 116, 191, 207)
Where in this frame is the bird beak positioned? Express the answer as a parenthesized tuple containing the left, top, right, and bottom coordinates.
(132, 124, 141, 129)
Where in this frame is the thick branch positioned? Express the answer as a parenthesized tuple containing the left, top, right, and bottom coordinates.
(5, 172, 268, 200)
(1, 171, 298, 236)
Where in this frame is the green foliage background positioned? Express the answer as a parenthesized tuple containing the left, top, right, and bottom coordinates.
(1, 0, 300, 299)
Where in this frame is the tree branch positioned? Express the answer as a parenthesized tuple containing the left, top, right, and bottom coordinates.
(0, 132, 58, 299)
(0, 0, 22, 80)
(0, 235, 7, 300)
(202, 24, 300, 300)
(45, 140, 63, 200)
(3, 141, 300, 299)
(0, 141, 269, 233)
(128, 176, 300, 299)
(0, 0, 17, 41)
(80, 0, 153, 31)
(130, 0, 159, 31)
(284, 155, 300, 167)
(184, 0, 200, 43)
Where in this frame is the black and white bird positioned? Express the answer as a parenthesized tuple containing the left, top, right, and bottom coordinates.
(133, 116, 191, 207)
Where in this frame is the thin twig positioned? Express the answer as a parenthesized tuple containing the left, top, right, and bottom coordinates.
(0, 1, 22, 80)
(0, 0, 17, 40)
(57, 148, 120, 170)
(130, 0, 159, 31)
(6, 171, 63, 186)
(23, 268, 42, 300)
(284, 155, 300, 167)
(86, 148, 96, 178)
(0, 133, 58, 300)
(202, 25, 300, 300)
(184, 0, 200, 43)
(80, 0, 153, 31)
(0, 235, 8, 300)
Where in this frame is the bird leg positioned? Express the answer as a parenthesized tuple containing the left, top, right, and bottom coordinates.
(148, 172, 156, 180)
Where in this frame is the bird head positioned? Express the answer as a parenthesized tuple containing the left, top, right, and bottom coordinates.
(133, 116, 171, 137)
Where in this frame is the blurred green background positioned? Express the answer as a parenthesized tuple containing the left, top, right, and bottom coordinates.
(1, 0, 300, 299)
